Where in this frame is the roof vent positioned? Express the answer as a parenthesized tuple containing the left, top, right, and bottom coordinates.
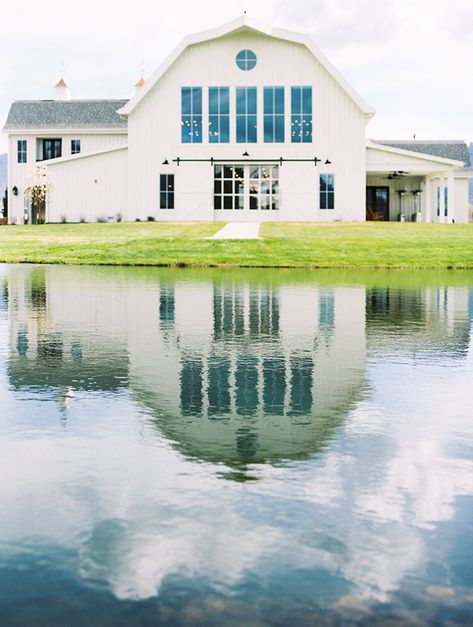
(54, 78, 71, 101)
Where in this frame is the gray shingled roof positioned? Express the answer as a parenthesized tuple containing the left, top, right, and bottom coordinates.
(3, 100, 128, 131)
(374, 140, 470, 167)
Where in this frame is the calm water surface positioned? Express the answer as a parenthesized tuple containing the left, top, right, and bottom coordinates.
(0, 265, 472, 626)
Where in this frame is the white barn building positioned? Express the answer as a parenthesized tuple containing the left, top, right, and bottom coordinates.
(3, 16, 471, 224)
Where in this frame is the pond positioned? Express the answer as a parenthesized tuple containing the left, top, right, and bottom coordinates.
(0, 265, 472, 626)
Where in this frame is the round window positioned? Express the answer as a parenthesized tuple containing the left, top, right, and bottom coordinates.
(236, 49, 257, 71)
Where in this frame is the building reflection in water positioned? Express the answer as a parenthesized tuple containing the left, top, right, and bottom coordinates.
(140, 279, 367, 471)
(159, 284, 175, 330)
(180, 355, 203, 417)
(4, 266, 472, 477)
(366, 285, 472, 358)
(6, 267, 129, 394)
(208, 354, 231, 417)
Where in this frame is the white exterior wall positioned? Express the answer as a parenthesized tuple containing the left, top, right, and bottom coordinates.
(7, 132, 127, 223)
(453, 178, 469, 224)
(46, 147, 128, 222)
(128, 30, 368, 222)
(423, 175, 469, 224)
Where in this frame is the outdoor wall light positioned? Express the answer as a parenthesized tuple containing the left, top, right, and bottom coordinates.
(325, 159, 332, 165)
(242, 151, 249, 157)
(162, 159, 169, 165)
(12, 186, 18, 196)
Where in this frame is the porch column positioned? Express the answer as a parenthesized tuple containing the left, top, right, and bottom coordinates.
(423, 177, 430, 222)
(447, 170, 455, 223)
(439, 174, 446, 224)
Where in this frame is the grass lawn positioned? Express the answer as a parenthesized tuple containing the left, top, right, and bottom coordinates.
(0, 221, 472, 268)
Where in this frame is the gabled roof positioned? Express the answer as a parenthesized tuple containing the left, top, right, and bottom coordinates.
(367, 140, 466, 168)
(118, 16, 375, 118)
(3, 99, 128, 132)
(374, 140, 470, 167)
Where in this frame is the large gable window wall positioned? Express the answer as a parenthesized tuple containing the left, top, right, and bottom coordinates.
(181, 87, 202, 143)
(209, 87, 230, 143)
(236, 87, 257, 143)
(180, 86, 313, 144)
(291, 86, 313, 143)
(264, 87, 284, 143)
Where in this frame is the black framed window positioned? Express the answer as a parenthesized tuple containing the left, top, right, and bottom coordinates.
(160, 174, 174, 209)
(181, 87, 202, 144)
(71, 139, 81, 155)
(17, 140, 27, 163)
(209, 87, 230, 143)
(264, 87, 284, 143)
(291, 86, 312, 143)
(42, 139, 62, 160)
(236, 50, 257, 71)
(236, 87, 257, 143)
(320, 174, 335, 210)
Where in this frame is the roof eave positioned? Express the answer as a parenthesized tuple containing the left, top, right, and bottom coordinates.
(40, 143, 128, 165)
(2, 126, 127, 134)
(118, 16, 375, 117)
(367, 140, 465, 167)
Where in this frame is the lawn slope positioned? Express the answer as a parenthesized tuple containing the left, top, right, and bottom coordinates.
(0, 222, 472, 268)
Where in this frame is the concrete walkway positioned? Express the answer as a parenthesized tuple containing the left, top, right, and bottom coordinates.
(207, 222, 261, 240)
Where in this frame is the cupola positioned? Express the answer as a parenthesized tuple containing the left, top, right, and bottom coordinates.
(54, 78, 71, 101)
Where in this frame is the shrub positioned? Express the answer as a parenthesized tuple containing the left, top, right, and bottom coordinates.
(96, 216, 107, 223)
(116, 213, 123, 223)
(60, 214, 67, 224)
(147, 216, 155, 222)
(79, 216, 86, 223)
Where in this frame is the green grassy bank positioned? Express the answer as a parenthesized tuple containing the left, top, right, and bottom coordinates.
(0, 221, 472, 268)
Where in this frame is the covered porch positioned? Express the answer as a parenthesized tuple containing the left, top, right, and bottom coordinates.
(366, 141, 467, 223)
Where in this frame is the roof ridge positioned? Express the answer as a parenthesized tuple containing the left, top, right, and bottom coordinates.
(11, 98, 129, 104)
(375, 139, 467, 144)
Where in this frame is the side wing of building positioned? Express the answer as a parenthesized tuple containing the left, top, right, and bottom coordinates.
(3, 100, 128, 224)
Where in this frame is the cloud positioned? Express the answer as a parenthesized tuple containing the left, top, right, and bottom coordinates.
(0, 1, 471, 150)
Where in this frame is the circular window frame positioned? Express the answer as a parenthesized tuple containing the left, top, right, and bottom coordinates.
(236, 49, 257, 71)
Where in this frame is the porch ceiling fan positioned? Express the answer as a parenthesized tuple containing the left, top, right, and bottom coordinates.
(384, 171, 409, 180)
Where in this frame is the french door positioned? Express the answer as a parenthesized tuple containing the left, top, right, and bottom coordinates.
(366, 186, 390, 221)
(214, 164, 280, 217)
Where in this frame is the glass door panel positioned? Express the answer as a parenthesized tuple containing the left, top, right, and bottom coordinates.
(214, 164, 279, 213)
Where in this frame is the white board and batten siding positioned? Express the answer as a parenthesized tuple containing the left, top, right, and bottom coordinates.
(7, 132, 127, 224)
(127, 30, 369, 222)
(46, 146, 128, 223)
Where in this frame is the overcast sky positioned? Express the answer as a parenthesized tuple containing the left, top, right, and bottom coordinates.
(1, 0, 472, 153)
